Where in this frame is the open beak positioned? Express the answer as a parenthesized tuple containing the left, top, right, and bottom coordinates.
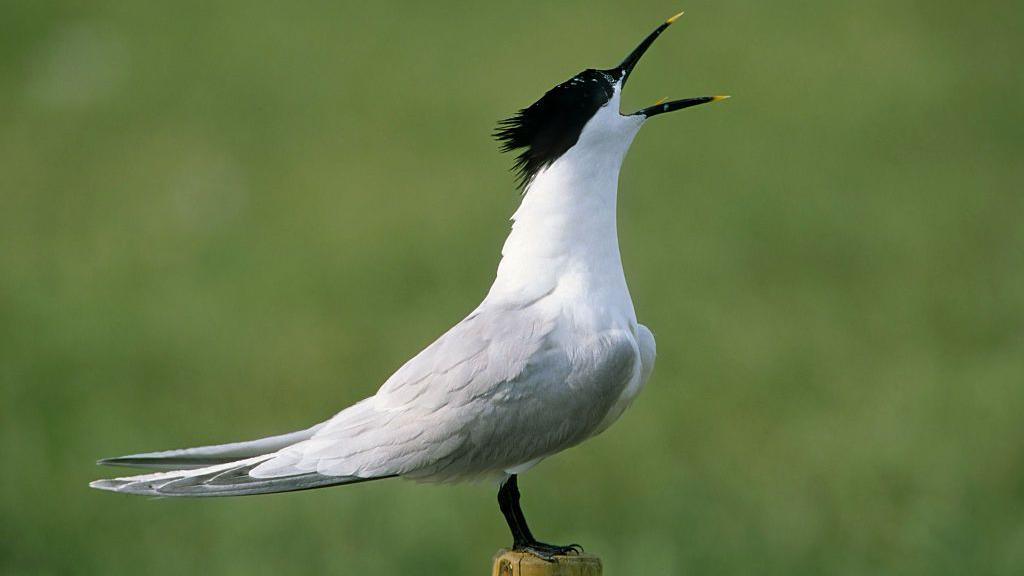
(614, 11, 729, 118)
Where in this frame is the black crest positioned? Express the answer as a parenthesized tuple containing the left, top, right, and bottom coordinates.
(495, 68, 619, 189)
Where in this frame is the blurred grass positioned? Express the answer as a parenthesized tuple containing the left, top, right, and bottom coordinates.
(2, 0, 1023, 574)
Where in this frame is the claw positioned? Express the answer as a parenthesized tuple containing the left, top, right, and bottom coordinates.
(514, 541, 584, 562)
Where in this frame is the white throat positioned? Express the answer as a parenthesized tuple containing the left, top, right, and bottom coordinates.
(485, 87, 645, 322)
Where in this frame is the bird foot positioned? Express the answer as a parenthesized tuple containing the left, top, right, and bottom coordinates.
(513, 541, 584, 562)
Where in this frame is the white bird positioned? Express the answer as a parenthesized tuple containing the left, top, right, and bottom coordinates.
(91, 12, 727, 560)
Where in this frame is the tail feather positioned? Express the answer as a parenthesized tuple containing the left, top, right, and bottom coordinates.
(89, 455, 393, 497)
(97, 424, 325, 471)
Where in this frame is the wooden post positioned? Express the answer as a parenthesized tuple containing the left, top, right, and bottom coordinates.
(491, 550, 602, 576)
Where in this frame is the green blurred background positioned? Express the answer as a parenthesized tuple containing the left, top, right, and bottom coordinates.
(3, 0, 1022, 574)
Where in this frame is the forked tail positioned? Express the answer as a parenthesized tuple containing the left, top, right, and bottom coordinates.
(90, 423, 393, 497)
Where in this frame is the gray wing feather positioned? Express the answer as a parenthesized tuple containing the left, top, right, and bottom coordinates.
(250, 305, 638, 483)
(96, 424, 325, 471)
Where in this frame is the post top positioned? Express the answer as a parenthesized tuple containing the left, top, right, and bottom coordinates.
(492, 549, 602, 576)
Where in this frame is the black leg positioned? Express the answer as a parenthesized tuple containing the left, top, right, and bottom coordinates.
(497, 474, 583, 561)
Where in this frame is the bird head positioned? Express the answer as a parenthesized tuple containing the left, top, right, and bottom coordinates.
(495, 12, 727, 190)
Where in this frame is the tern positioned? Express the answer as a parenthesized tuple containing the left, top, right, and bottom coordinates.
(91, 12, 727, 560)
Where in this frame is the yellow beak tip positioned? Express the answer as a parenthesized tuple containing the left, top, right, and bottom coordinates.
(665, 11, 685, 25)
(711, 95, 731, 103)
